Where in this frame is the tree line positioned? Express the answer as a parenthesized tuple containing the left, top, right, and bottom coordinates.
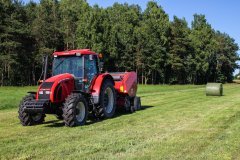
(0, 0, 239, 86)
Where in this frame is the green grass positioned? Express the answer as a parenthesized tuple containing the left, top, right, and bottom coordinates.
(0, 86, 37, 110)
(1, 84, 240, 159)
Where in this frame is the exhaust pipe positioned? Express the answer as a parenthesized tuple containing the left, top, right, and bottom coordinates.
(43, 55, 48, 81)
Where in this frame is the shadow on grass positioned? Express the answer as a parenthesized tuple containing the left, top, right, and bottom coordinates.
(44, 105, 154, 128)
(140, 105, 154, 110)
(44, 120, 65, 127)
(43, 120, 60, 124)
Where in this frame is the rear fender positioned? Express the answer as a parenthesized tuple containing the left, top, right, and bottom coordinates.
(90, 73, 114, 104)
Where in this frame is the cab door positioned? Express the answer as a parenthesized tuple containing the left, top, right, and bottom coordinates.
(84, 55, 99, 90)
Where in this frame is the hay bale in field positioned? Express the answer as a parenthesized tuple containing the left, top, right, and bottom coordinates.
(206, 83, 223, 96)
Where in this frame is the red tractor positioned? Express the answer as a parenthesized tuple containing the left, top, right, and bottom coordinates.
(18, 49, 141, 127)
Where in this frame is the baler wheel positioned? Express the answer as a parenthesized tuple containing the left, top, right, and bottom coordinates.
(63, 93, 88, 127)
(124, 96, 135, 113)
(94, 79, 116, 119)
(134, 96, 141, 110)
(130, 105, 135, 113)
(18, 94, 45, 126)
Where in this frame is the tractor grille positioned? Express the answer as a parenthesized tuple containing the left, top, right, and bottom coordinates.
(38, 82, 54, 100)
(41, 82, 54, 89)
(38, 92, 50, 100)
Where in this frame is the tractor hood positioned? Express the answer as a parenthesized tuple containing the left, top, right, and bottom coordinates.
(37, 73, 75, 102)
(45, 73, 74, 83)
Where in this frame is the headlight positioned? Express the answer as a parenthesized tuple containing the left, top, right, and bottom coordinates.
(39, 91, 43, 94)
(45, 91, 51, 94)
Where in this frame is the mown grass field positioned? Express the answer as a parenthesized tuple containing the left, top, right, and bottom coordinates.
(1, 84, 240, 159)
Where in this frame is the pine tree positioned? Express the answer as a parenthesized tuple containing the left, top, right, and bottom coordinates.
(136, 1, 170, 84)
(169, 16, 192, 84)
(60, 0, 88, 50)
(190, 14, 215, 84)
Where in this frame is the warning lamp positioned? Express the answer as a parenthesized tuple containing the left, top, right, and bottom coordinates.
(98, 53, 103, 58)
(120, 85, 124, 92)
(38, 80, 43, 84)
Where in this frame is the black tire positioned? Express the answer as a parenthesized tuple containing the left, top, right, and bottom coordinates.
(18, 94, 45, 126)
(63, 93, 88, 127)
(134, 96, 141, 111)
(130, 105, 135, 113)
(94, 79, 116, 119)
(125, 96, 135, 113)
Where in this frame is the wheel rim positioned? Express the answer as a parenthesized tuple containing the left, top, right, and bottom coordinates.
(32, 114, 42, 122)
(76, 102, 86, 122)
(104, 87, 114, 114)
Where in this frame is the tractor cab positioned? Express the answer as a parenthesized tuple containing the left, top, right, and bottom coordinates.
(52, 49, 100, 91)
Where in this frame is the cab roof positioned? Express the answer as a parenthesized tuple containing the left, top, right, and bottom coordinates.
(53, 49, 97, 56)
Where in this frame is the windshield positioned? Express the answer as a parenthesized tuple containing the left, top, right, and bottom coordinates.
(52, 56, 83, 77)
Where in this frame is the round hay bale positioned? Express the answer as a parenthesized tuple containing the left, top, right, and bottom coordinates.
(206, 83, 223, 96)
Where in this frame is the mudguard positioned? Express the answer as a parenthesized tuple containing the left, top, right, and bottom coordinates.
(90, 73, 114, 104)
(36, 73, 75, 103)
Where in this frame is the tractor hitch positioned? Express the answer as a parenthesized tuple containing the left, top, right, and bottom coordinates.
(23, 99, 49, 113)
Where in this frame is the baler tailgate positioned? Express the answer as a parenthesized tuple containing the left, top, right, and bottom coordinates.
(110, 72, 137, 97)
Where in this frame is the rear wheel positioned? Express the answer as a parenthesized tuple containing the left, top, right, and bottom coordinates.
(63, 93, 88, 127)
(18, 94, 45, 126)
(94, 80, 116, 119)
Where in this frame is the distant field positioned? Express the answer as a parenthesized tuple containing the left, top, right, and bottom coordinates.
(1, 84, 240, 159)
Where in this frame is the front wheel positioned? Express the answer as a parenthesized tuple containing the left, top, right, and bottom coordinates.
(63, 93, 88, 127)
(18, 94, 45, 126)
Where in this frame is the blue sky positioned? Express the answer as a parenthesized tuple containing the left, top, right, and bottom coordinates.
(24, 0, 240, 74)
